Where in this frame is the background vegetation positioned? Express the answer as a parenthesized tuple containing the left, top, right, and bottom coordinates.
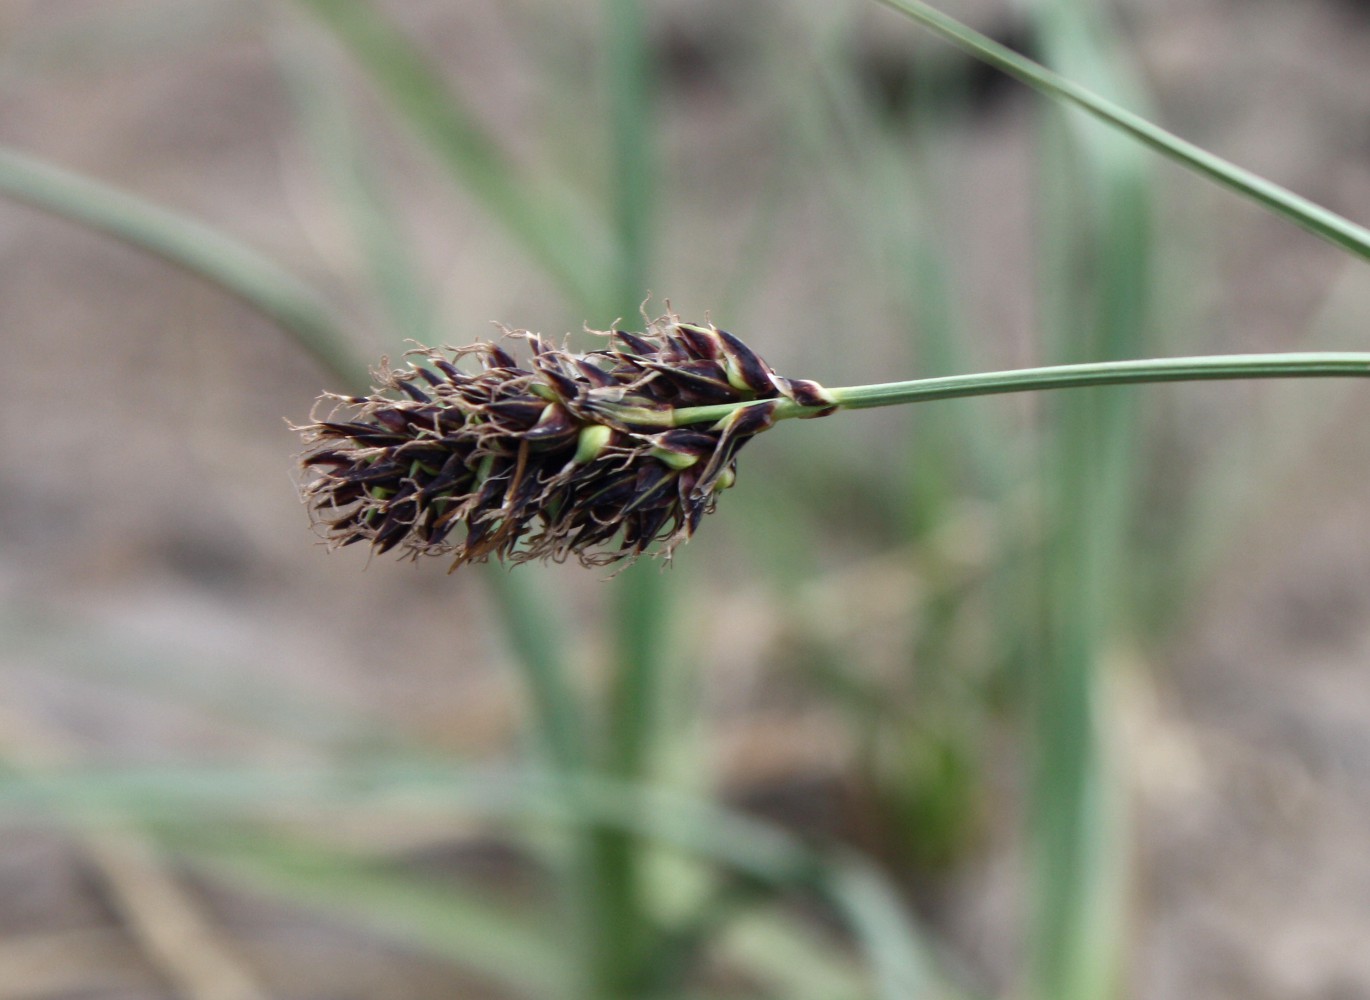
(3, 1, 1370, 997)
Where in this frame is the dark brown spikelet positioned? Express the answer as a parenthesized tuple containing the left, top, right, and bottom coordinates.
(295, 314, 835, 569)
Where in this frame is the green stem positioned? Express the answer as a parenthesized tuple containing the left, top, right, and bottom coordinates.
(482, 569, 586, 770)
(591, 0, 661, 994)
(874, 0, 1370, 263)
(0, 144, 366, 387)
(292, 0, 610, 308)
(655, 352, 1370, 427)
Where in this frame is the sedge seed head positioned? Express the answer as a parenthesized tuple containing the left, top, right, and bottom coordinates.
(294, 313, 833, 569)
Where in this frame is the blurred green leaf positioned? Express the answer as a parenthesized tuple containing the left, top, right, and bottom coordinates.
(877, 0, 1370, 263)
(482, 569, 587, 770)
(595, 1, 669, 994)
(179, 826, 567, 998)
(291, 0, 613, 307)
(0, 144, 367, 386)
(0, 761, 957, 996)
(1029, 2, 1150, 996)
(275, 32, 436, 346)
(1, 606, 391, 752)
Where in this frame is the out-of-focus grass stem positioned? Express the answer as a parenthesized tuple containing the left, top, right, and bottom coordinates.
(275, 34, 434, 347)
(483, 569, 588, 771)
(876, 0, 1370, 262)
(0, 144, 366, 387)
(591, 0, 665, 995)
(601, 0, 661, 790)
(1030, 2, 1150, 995)
(292, 0, 612, 308)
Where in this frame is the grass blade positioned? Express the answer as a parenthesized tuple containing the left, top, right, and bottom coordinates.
(176, 827, 566, 998)
(824, 856, 950, 1000)
(275, 33, 436, 346)
(593, 1, 668, 995)
(0, 762, 959, 996)
(1029, 4, 1151, 996)
(0, 144, 367, 386)
(717, 912, 872, 1000)
(600, 0, 662, 780)
(874, 0, 1370, 262)
(291, 0, 611, 307)
(2, 604, 391, 752)
(482, 569, 587, 771)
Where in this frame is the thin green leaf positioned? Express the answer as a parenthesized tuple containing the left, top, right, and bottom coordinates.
(275, 32, 436, 346)
(718, 912, 872, 1000)
(824, 856, 951, 1000)
(291, 0, 612, 307)
(875, 0, 1370, 262)
(0, 144, 367, 386)
(602, 0, 653, 320)
(1029, 4, 1149, 996)
(482, 570, 587, 771)
(2, 605, 390, 752)
(596, 2, 667, 994)
(0, 762, 958, 996)
(601, 0, 667, 791)
(176, 827, 567, 998)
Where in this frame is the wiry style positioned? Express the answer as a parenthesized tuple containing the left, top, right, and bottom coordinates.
(295, 315, 834, 569)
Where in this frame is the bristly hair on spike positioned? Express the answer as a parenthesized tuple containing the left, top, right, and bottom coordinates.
(294, 312, 835, 569)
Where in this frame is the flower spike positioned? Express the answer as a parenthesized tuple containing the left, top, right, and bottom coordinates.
(295, 314, 834, 568)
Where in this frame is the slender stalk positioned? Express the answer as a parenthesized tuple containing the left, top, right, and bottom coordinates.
(874, 0, 1370, 263)
(649, 352, 1370, 427)
(588, 0, 661, 996)
(292, 0, 610, 307)
(482, 570, 587, 770)
(1026, 4, 1152, 992)
(274, 33, 435, 346)
(0, 145, 365, 387)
